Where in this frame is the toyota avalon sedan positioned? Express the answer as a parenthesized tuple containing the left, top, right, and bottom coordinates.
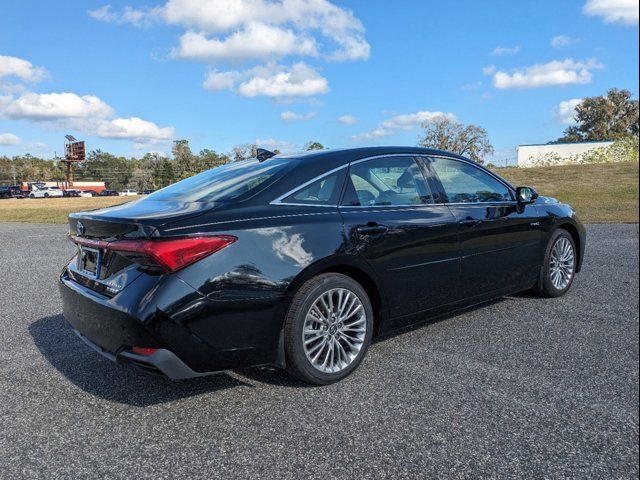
(60, 147, 585, 385)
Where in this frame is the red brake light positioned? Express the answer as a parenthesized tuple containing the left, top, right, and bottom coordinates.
(131, 347, 157, 356)
(69, 235, 236, 273)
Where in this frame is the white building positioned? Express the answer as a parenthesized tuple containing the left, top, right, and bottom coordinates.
(517, 140, 614, 167)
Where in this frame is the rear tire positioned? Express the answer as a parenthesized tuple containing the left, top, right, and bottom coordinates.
(533, 229, 577, 298)
(284, 273, 373, 385)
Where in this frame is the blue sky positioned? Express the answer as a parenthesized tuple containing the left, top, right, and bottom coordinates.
(1, 0, 638, 164)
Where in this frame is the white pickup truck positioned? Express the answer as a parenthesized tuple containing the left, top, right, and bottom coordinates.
(29, 186, 64, 198)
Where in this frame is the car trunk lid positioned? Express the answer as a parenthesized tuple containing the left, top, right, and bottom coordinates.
(66, 199, 219, 296)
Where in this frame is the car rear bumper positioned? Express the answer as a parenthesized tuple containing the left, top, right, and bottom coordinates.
(71, 327, 220, 379)
(59, 271, 224, 379)
(59, 268, 285, 378)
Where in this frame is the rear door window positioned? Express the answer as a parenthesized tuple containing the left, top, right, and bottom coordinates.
(342, 156, 432, 206)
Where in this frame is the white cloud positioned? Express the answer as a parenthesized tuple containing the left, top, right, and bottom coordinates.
(202, 70, 242, 91)
(88, 5, 118, 22)
(280, 110, 317, 121)
(238, 63, 329, 97)
(353, 110, 455, 141)
(551, 35, 579, 47)
(2, 92, 114, 119)
(91, 117, 175, 141)
(0, 55, 48, 82)
(25, 142, 52, 152)
(491, 46, 521, 55)
(482, 65, 496, 76)
(380, 111, 455, 131)
(337, 114, 357, 124)
(204, 62, 328, 98)
(0, 95, 12, 109)
(555, 98, 583, 124)
(203, 63, 329, 98)
(89, 0, 369, 62)
(1, 90, 174, 145)
(255, 138, 295, 151)
(0, 133, 20, 145)
(88, 5, 161, 27)
(583, 0, 639, 25)
(172, 24, 317, 62)
(493, 59, 603, 89)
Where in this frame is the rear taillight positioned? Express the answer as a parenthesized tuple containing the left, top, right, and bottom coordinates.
(69, 235, 236, 273)
(131, 347, 157, 356)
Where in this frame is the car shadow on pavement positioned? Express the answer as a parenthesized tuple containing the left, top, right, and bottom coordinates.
(29, 315, 252, 407)
(234, 367, 312, 388)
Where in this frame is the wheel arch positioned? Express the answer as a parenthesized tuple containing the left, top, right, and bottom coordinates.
(284, 257, 388, 336)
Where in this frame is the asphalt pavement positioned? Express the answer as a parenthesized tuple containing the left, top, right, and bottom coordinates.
(0, 222, 638, 479)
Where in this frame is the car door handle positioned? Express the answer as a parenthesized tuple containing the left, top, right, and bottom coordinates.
(459, 217, 482, 227)
(356, 224, 388, 235)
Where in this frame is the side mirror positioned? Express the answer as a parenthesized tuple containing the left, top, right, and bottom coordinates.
(516, 186, 538, 205)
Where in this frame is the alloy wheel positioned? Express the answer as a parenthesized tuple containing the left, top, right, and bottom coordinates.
(302, 288, 367, 374)
(549, 237, 575, 290)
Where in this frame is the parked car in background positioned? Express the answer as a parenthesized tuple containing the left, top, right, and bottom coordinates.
(138, 189, 156, 195)
(0, 185, 25, 199)
(61, 147, 586, 386)
(119, 189, 138, 196)
(64, 189, 93, 198)
(63, 189, 82, 197)
(29, 186, 64, 198)
(99, 190, 120, 197)
(83, 190, 99, 197)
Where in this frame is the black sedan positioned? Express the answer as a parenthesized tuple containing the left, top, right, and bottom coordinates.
(60, 147, 586, 385)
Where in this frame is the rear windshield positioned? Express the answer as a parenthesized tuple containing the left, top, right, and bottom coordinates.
(144, 158, 295, 203)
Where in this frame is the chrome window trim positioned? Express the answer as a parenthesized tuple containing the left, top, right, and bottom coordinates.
(339, 203, 437, 210)
(270, 152, 516, 209)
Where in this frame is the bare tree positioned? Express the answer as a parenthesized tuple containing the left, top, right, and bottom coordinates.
(231, 143, 257, 162)
(418, 117, 494, 164)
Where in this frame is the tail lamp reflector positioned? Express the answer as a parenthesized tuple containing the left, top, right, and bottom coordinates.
(69, 235, 236, 273)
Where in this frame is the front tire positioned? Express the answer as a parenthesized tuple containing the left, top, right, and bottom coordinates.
(535, 229, 577, 298)
(284, 273, 373, 385)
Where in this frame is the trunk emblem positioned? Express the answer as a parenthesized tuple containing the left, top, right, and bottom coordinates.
(76, 221, 86, 236)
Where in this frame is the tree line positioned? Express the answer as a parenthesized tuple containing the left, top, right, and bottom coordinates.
(0, 140, 327, 191)
(1, 88, 637, 188)
(0, 142, 227, 191)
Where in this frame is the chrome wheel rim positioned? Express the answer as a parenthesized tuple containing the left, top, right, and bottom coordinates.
(302, 288, 367, 374)
(549, 237, 574, 290)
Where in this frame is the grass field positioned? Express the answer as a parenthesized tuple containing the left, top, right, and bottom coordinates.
(0, 196, 138, 223)
(494, 161, 638, 223)
(0, 162, 637, 223)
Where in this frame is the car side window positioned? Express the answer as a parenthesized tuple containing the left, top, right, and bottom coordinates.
(429, 157, 512, 203)
(282, 172, 341, 205)
(342, 156, 431, 206)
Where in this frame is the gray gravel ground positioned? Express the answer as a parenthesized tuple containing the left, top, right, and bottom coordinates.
(0, 223, 638, 479)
